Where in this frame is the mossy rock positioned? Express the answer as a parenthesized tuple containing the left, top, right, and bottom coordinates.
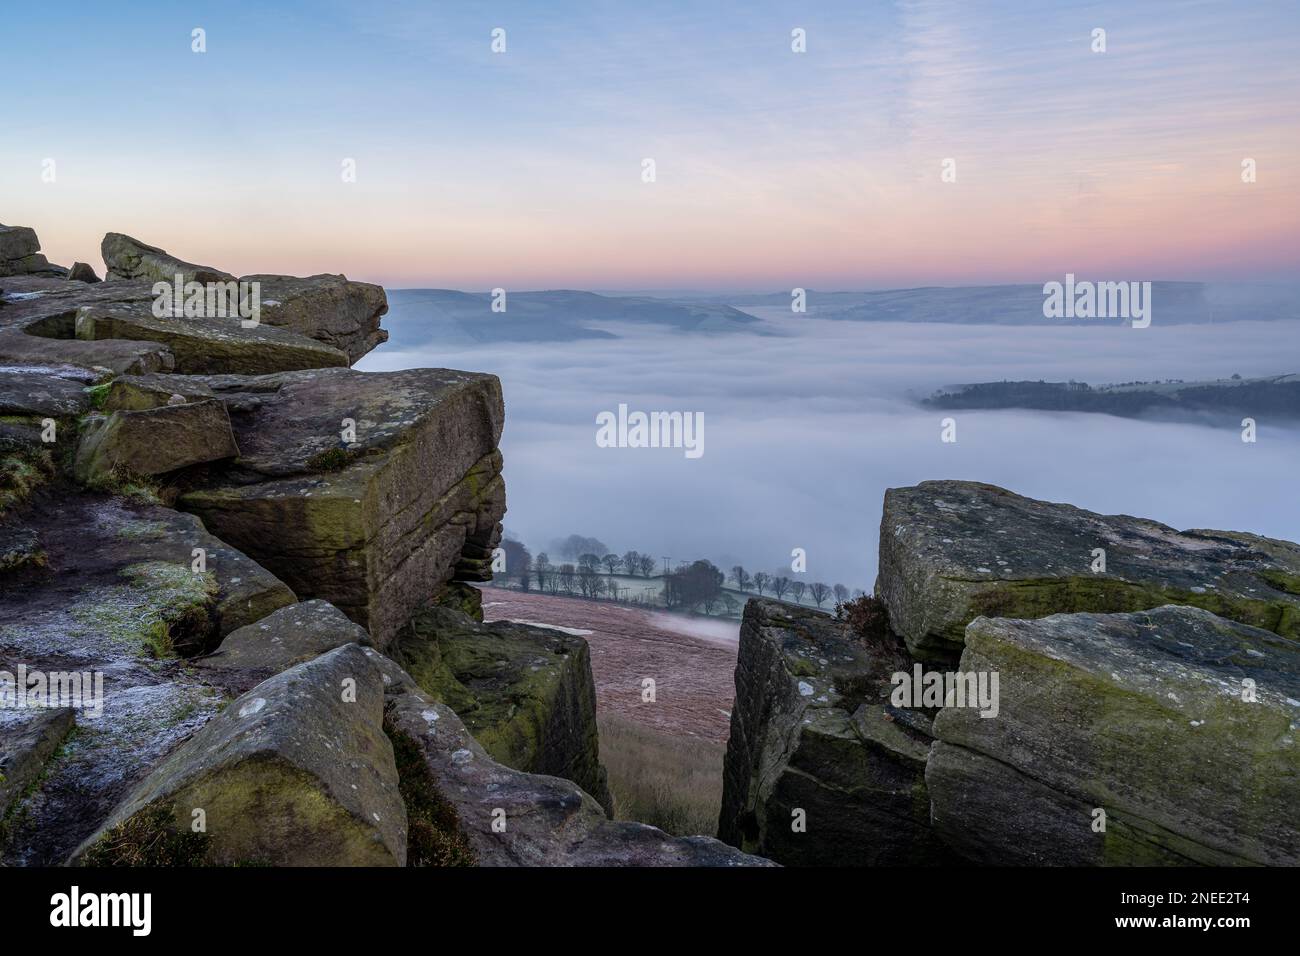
(877, 480, 1300, 660)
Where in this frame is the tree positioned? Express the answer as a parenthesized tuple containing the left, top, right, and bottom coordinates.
(558, 563, 576, 596)
(833, 583, 849, 605)
(771, 576, 791, 600)
(730, 565, 752, 593)
(790, 580, 806, 603)
(809, 582, 831, 608)
(577, 553, 601, 575)
(601, 553, 622, 577)
(497, 537, 531, 588)
(553, 534, 609, 560)
(753, 571, 770, 596)
(664, 560, 724, 611)
(533, 552, 552, 593)
(638, 554, 657, 578)
(621, 550, 640, 578)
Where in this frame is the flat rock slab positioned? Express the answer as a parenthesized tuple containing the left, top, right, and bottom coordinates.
(929, 605, 1300, 865)
(877, 480, 1300, 660)
(74, 644, 406, 866)
(76, 306, 349, 374)
(0, 707, 75, 819)
(196, 599, 371, 692)
(717, 599, 952, 865)
(395, 604, 611, 814)
(179, 367, 506, 650)
(375, 650, 771, 866)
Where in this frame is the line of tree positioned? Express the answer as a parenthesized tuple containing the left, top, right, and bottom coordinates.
(496, 539, 867, 614)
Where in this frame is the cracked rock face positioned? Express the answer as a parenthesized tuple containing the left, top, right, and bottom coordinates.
(717, 599, 954, 865)
(928, 605, 1300, 866)
(877, 480, 1300, 661)
(178, 367, 506, 651)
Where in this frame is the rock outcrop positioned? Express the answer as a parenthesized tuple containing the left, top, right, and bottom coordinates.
(177, 367, 506, 650)
(395, 603, 612, 814)
(718, 600, 953, 865)
(720, 481, 1300, 867)
(878, 480, 1300, 661)
(1, 221, 777, 869)
(0, 223, 66, 278)
(101, 233, 233, 285)
(927, 605, 1300, 866)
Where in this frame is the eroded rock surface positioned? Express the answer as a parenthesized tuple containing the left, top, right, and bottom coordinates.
(395, 603, 612, 814)
(878, 480, 1300, 660)
(928, 605, 1300, 866)
(717, 599, 952, 865)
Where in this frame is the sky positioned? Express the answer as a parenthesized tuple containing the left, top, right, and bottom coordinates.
(3, 0, 1298, 290)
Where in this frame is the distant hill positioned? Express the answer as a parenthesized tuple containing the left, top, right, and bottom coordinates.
(708, 281, 1300, 325)
(382, 289, 762, 346)
(922, 373, 1300, 420)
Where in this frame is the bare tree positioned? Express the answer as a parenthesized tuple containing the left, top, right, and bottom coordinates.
(601, 553, 621, 577)
(790, 580, 806, 603)
(833, 583, 849, 605)
(731, 565, 752, 592)
(753, 571, 770, 596)
(622, 550, 641, 578)
(809, 582, 831, 608)
(638, 554, 657, 578)
(771, 576, 791, 600)
(534, 552, 552, 593)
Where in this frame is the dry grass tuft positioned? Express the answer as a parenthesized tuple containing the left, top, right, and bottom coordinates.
(598, 714, 725, 838)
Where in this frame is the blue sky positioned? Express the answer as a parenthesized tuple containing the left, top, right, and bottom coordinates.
(3, 0, 1298, 289)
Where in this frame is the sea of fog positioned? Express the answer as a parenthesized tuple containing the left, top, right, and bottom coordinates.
(358, 309, 1300, 593)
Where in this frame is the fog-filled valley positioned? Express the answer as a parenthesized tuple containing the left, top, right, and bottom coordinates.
(361, 292, 1300, 593)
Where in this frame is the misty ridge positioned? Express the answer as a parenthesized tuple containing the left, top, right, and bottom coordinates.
(361, 285, 1300, 593)
(382, 280, 1300, 347)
